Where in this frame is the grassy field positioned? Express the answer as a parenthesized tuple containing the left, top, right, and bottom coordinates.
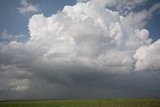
(0, 98, 160, 107)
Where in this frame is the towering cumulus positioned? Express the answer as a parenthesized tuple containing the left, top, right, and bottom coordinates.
(0, 0, 160, 99)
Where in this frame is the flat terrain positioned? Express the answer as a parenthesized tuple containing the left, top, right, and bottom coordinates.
(0, 98, 160, 107)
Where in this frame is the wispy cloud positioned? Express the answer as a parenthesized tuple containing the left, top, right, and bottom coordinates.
(0, 30, 28, 43)
(17, 0, 40, 14)
(149, 2, 160, 16)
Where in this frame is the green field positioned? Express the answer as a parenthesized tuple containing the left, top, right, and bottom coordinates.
(0, 98, 160, 107)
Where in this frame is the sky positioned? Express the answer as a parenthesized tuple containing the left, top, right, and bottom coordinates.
(0, 0, 160, 100)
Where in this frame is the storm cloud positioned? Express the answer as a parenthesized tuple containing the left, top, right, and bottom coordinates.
(0, 0, 160, 100)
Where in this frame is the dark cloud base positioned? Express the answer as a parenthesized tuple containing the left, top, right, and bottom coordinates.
(1, 71, 160, 100)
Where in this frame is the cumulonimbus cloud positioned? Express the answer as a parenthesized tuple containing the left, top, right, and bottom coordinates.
(28, 1, 159, 72)
(0, 0, 160, 99)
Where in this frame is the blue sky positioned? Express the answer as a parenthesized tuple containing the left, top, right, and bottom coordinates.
(0, 0, 76, 36)
(144, 0, 160, 41)
(0, 0, 159, 41)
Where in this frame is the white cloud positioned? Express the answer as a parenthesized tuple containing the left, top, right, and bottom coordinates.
(121, 10, 149, 29)
(148, 2, 160, 18)
(134, 39, 160, 71)
(77, 0, 147, 15)
(24, 1, 158, 73)
(0, 1, 159, 78)
(0, 0, 160, 99)
(0, 30, 14, 42)
(0, 30, 28, 43)
(18, 0, 40, 14)
(77, 0, 88, 2)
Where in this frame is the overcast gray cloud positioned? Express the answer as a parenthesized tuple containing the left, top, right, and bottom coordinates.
(0, 0, 160, 100)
